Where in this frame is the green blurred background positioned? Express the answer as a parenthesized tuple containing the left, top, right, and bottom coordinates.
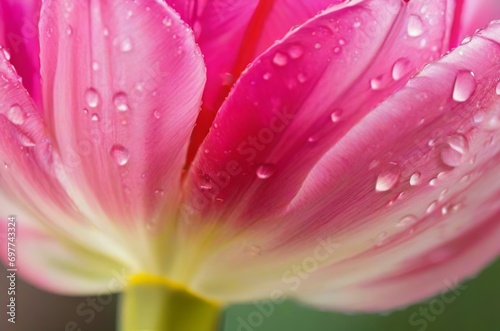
(2, 258, 499, 331)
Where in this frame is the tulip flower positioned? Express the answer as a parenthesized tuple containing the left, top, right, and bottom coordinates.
(1, 0, 500, 330)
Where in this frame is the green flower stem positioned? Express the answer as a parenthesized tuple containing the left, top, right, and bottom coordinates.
(118, 274, 222, 331)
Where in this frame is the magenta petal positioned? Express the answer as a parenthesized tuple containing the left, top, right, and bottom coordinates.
(0, 0, 42, 108)
(187, 22, 500, 306)
(451, 0, 500, 47)
(0, 50, 132, 294)
(185, 0, 454, 226)
(39, 0, 206, 227)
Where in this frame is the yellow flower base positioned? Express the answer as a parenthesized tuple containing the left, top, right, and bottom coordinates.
(118, 274, 222, 331)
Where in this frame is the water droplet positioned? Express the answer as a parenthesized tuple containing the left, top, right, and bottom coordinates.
(287, 45, 304, 59)
(452, 71, 476, 102)
(370, 76, 384, 90)
(496, 81, 500, 95)
(7, 104, 26, 125)
(3, 162, 9, 169)
(120, 37, 133, 52)
(153, 110, 161, 119)
(314, 43, 322, 49)
(17, 131, 36, 147)
(66, 26, 73, 36)
(392, 58, 410, 81)
(376, 168, 400, 192)
(353, 21, 361, 28)
(92, 61, 100, 71)
(262, 72, 272, 80)
(272, 52, 288, 67)
(256, 163, 275, 179)
(199, 177, 213, 190)
(441, 134, 469, 167)
(113, 92, 129, 112)
(162, 17, 172, 27)
(154, 189, 165, 196)
(110, 144, 130, 166)
(461, 36, 472, 45)
(330, 109, 343, 123)
(397, 215, 418, 228)
(426, 201, 438, 214)
(297, 73, 308, 83)
(85, 88, 100, 108)
(90, 113, 100, 122)
(429, 178, 438, 186)
(409, 172, 422, 186)
(407, 15, 424, 37)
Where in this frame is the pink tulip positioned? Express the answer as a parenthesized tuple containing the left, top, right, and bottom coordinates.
(1, 0, 500, 329)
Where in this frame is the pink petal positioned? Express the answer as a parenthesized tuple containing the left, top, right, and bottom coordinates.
(185, 0, 454, 226)
(0, 50, 134, 294)
(39, 0, 206, 227)
(174, 0, 344, 165)
(0, 214, 133, 294)
(451, 0, 500, 47)
(187, 22, 500, 306)
(0, 0, 42, 108)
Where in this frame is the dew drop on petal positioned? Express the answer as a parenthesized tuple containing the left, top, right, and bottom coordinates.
(17, 131, 36, 147)
(256, 163, 276, 179)
(392, 58, 410, 81)
(7, 104, 26, 125)
(120, 37, 133, 52)
(376, 168, 400, 192)
(153, 110, 161, 119)
(496, 81, 500, 96)
(370, 76, 384, 90)
(287, 45, 304, 59)
(397, 215, 418, 228)
(90, 113, 100, 122)
(409, 172, 422, 186)
(441, 134, 469, 167)
(113, 92, 129, 112)
(272, 52, 288, 67)
(426, 201, 438, 214)
(330, 109, 343, 123)
(407, 15, 424, 37)
(297, 73, 308, 83)
(110, 144, 130, 166)
(452, 71, 476, 102)
(85, 88, 100, 108)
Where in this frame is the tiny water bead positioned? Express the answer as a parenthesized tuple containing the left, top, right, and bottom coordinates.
(287, 45, 304, 59)
(272, 52, 288, 67)
(7, 104, 26, 125)
(330, 109, 343, 123)
(375, 168, 400, 192)
(110, 144, 130, 166)
(440, 134, 469, 167)
(256, 163, 276, 179)
(113, 93, 129, 112)
(409, 172, 422, 186)
(452, 71, 476, 102)
(392, 58, 410, 81)
(397, 215, 418, 228)
(85, 88, 100, 108)
(407, 15, 424, 37)
(90, 113, 100, 122)
(496, 81, 500, 95)
(120, 37, 133, 52)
